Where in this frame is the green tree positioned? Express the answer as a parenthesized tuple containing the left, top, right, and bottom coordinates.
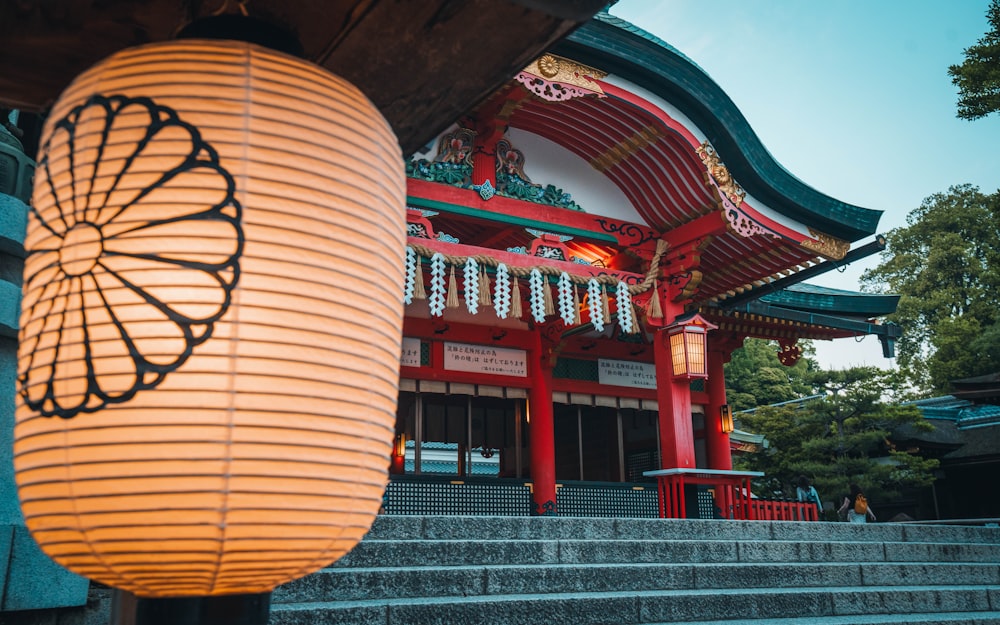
(861, 185, 1000, 394)
(724, 338, 815, 411)
(734, 367, 939, 512)
(948, 0, 1000, 120)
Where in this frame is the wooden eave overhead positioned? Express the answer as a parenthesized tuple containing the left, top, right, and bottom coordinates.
(497, 87, 837, 305)
(0, 0, 607, 155)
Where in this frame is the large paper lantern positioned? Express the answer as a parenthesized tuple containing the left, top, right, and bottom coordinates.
(14, 39, 405, 598)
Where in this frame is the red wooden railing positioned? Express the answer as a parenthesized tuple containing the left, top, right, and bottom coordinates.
(750, 498, 819, 521)
(644, 468, 820, 521)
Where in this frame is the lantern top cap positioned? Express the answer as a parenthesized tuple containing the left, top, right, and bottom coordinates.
(667, 312, 718, 332)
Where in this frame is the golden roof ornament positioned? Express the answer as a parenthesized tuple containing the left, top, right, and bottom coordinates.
(696, 141, 746, 207)
(801, 228, 850, 260)
(516, 54, 607, 102)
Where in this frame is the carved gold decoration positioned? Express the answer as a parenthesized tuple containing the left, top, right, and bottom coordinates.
(517, 54, 607, 102)
(537, 54, 560, 78)
(696, 142, 746, 207)
(801, 228, 850, 260)
(590, 125, 662, 172)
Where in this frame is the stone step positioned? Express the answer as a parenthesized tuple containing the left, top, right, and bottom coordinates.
(273, 562, 1000, 603)
(369, 515, 1000, 545)
(335, 537, 1000, 568)
(269, 585, 1000, 625)
(656, 614, 1000, 625)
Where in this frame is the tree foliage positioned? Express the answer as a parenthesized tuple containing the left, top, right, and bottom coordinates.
(861, 185, 1000, 394)
(724, 338, 816, 412)
(733, 367, 939, 512)
(948, 0, 1000, 120)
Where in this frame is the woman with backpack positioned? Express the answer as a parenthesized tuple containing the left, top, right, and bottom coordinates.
(839, 483, 876, 523)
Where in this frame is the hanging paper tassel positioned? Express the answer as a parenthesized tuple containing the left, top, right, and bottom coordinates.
(495, 263, 511, 319)
(428, 253, 447, 317)
(447, 265, 460, 309)
(529, 269, 546, 323)
(587, 278, 605, 333)
(463, 257, 479, 314)
(557, 272, 574, 325)
(479, 264, 492, 307)
(404, 246, 417, 305)
(511, 275, 523, 319)
(646, 279, 663, 319)
(617, 281, 634, 334)
(573, 282, 582, 325)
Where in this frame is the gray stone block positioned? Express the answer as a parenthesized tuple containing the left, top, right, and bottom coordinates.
(270, 601, 388, 625)
(694, 562, 863, 589)
(637, 588, 832, 622)
(885, 541, 1000, 563)
(485, 563, 694, 595)
(860, 562, 1000, 586)
(367, 515, 425, 540)
(768, 520, 903, 543)
(338, 538, 559, 567)
(738, 539, 886, 563)
(274, 565, 487, 602)
(0, 193, 28, 256)
(613, 518, 771, 541)
(420, 515, 618, 541)
(832, 588, 993, 615)
(901, 525, 1000, 545)
(0, 524, 11, 596)
(1, 526, 89, 611)
(556, 539, 738, 564)
(0, 280, 19, 339)
(384, 593, 640, 625)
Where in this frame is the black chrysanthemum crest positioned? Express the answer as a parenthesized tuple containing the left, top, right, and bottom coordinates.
(19, 94, 243, 419)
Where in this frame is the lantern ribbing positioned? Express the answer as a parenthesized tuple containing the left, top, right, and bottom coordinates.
(15, 40, 405, 598)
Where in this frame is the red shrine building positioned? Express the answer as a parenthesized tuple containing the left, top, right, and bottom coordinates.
(385, 12, 900, 519)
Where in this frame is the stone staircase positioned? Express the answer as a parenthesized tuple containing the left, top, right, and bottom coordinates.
(270, 515, 1000, 625)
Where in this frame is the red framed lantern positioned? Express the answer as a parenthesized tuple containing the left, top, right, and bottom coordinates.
(665, 313, 717, 379)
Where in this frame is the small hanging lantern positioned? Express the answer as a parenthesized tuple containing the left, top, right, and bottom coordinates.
(719, 404, 735, 434)
(14, 37, 405, 601)
(665, 312, 717, 379)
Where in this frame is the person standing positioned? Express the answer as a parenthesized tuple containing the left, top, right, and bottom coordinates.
(839, 483, 876, 523)
(796, 475, 822, 518)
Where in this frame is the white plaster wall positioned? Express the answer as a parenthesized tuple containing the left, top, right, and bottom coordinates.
(506, 128, 645, 224)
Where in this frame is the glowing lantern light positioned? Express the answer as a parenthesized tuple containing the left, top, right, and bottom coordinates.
(719, 404, 735, 434)
(14, 39, 405, 599)
(666, 313, 717, 379)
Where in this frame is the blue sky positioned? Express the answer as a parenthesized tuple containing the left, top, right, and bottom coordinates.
(612, 1, 1000, 369)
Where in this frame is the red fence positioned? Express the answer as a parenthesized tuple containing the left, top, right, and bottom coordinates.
(750, 498, 819, 522)
(644, 468, 820, 521)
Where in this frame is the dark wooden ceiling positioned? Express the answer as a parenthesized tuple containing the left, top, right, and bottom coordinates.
(0, 0, 606, 155)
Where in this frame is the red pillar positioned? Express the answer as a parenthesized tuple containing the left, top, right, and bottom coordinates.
(528, 327, 557, 515)
(705, 348, 733, 471)
(653, 327, 697, 470)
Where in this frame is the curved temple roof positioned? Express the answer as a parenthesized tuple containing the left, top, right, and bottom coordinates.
(553, 11, 882, 243)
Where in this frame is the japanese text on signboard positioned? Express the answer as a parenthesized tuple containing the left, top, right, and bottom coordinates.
(444, 342, 527, 377)
(598, 358, 656, 388)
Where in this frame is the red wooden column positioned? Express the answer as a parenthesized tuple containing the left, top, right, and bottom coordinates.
(705, 347, 733, 471)
(528, 324, 558, 515)
(653, 297, 697, 471)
